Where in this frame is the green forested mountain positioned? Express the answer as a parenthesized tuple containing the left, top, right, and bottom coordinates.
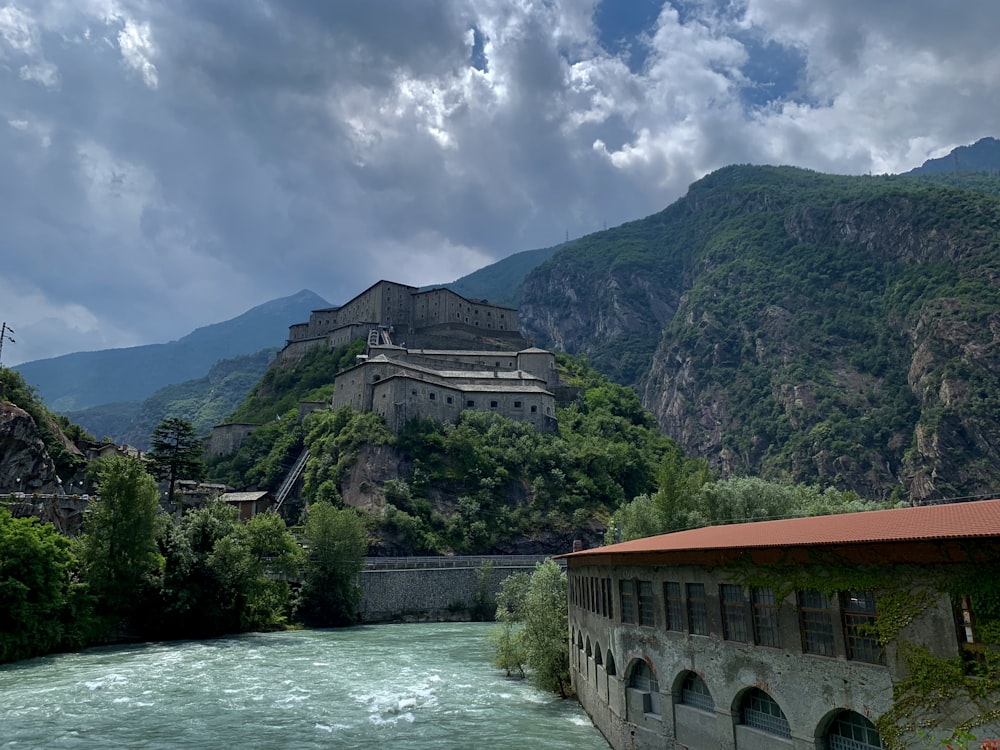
(14, 289, 327, 411)
(66, 350, 274, 450)
(437, 244, 561, 307)
(518, 165, 1000, 503)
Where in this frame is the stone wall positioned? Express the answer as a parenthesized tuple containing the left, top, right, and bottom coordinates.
(358, 558, 551, 623)
(207, 423, 259, 457)
(567, 561, 962, 750)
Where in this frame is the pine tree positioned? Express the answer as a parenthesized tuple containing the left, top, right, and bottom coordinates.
(147, 417, 206, 505)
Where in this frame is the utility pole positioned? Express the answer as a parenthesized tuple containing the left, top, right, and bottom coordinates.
(0, 322, 14, 367)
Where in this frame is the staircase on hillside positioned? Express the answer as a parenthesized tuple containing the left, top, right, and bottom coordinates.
(274, 447, 309, 513)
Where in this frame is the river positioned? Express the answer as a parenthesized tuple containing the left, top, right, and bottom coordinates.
(0, 622, 609, 749)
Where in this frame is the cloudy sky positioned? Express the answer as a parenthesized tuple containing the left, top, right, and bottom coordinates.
(2, 0, 997, 365)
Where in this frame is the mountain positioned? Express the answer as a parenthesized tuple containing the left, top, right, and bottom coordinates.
(517, 165, 1000, 503)
(907, 136, 1000, 175)
(436, 245, 561, 307)
(66, 349, 274, 450)
(14, 290, 328, 412)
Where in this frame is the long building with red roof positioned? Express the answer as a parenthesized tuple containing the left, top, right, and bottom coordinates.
(561, 500, 1000, 750)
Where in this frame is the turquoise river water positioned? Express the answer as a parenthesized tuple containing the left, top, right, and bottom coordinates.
(0, 622, 609, 749)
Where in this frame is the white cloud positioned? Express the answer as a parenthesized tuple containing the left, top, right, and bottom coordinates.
(116, 17, 156, 88)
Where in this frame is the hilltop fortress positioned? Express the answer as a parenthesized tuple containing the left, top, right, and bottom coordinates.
(278, 280, 527, 362)
(210, 281, 559, 455)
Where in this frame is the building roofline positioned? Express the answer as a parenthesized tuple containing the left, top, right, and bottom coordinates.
(562, 499, 1000, 562)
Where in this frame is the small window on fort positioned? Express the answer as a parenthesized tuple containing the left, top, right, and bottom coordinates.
(740, 689, 790, 739)
(680, 673, 714, 713)
(530, 405, 537, 413)
(687, 583, 708, 635)
(514, 401, 522, 408)
(752, 587, 781, 648)
(721, 584, 749, 643)
(429, 392, 436, 400)
(620, 580, 636, 624)
(446, 396, 453, 404)
(490, 400, 498, 408)
(638, 580, 655, 627)
(799, 590, 835, 656)
(664, 582, 683, 631)
(411, 389, 418, 396)
(843, 591, 882, 664)
(467, 400, 475, 407)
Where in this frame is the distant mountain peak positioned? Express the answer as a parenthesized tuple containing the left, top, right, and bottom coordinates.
(907, 136, 1000, 175)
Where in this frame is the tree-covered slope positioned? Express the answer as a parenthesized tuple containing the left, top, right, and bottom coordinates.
(66, 350, 274, 450)
(518, 165, 1000, 502)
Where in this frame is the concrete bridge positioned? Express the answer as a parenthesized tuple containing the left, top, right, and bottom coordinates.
(359, 555, 564, 623)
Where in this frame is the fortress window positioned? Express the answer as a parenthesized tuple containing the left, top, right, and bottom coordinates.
(721, 585, 749, 642)
(664, 582, 683, 631)
(530, 405, 537, 413)
(686, 583, 708, 635)
(446, 396, 453, 404)
(467, 400, 475, 407)
(620, 580, 636, 624)
(429, 392, 436, 401)
(490, 400, 498, 408)
(799, 590, 835, 656)
(411, 389, 418, 396)
(638, 580, 655, 626)
(514, 401, 522, 408)
(740, 689, 790, 739)
(680, 673, 714, 713)
(826, 710, 885, 750)
(752, 587, 781, 648)
(843, 591, 882, 664)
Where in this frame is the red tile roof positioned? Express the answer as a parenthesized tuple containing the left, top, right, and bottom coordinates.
(567, 499, 1000, 559)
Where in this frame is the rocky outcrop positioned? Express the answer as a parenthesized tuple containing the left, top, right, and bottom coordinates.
(0, 403, 65, 494)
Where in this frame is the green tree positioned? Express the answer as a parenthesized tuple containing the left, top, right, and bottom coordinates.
(521, 559, 570, 696)
(488, 561, 570, 696)
(296, 501, 367, 626)
(0, 509, 84, 663)
(81, 455, 164, 628)
(490, 571, 530, 678)
(147, 417, 206, 505)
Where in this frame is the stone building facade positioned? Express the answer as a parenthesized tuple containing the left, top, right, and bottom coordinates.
(280, 280, 526, 363)
(332, 344, 558, 432)
(563, 501, 1000, 750)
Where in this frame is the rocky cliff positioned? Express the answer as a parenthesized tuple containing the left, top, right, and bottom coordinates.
(0, 402, 69, 494)
(519, 166, 1000, 502)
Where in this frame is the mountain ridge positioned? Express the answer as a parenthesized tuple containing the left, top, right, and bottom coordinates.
(14, 289, 328, 411)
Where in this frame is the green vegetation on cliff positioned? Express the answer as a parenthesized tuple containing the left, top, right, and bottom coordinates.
(519, 166, 1000, 502)
(0, 367, 88, 479)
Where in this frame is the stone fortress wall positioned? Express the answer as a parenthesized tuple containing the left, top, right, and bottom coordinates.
(212, 280, 556, 454)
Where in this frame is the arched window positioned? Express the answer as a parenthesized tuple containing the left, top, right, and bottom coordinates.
(605, 650, 616, 676)
(585, 636, 592, 658)
(826, 711, 885, 750)
(627, 660, 661, 716)
(740, 688, 791, 739)
(679, 672, 714, 713)
(594, 642, 603, 666)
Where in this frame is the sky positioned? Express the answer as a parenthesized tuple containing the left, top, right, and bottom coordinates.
(2, 0, 998, 365)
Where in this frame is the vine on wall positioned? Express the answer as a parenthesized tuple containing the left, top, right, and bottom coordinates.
(727, 554, 1000, 749)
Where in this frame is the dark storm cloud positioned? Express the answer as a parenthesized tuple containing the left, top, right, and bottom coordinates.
(2, 0, 999, 365)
